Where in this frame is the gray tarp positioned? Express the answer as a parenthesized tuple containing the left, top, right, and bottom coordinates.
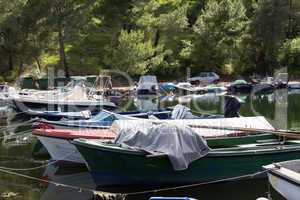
(114, 122, 210, 171)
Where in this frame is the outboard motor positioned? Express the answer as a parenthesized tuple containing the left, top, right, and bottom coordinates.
(224, 95, 242, 118)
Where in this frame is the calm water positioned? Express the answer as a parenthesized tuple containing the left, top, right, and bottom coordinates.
(0, 89, 299, 200)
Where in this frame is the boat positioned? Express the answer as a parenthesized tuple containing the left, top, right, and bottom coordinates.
(228, 80, 253, 94)
(203, 85, 227, 94)
(159, 82, 177, 93)
(24, 109, 93, 121)
(263, 159, 300, 200)
(33, 116, 275, 165)
(136, 75, 159, 95)
(11, 85, 116, 112)
(73, 130, 300, 186)
(33, 109, 172, 129)
(33, 128, 116, 164)
(273, 73, 288, 89)
(252, 83, 275, 94)
(288, 81, 300, 90)
(174, 82, 206, 95)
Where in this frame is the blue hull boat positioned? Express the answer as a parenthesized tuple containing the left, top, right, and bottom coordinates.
(33, 109, 172, 129)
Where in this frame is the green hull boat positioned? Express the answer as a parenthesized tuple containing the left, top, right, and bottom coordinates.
(73, 138, 300, 187)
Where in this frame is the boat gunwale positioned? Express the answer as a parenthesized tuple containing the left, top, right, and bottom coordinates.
(264, 165, 300, 187)
(33, 130, 115, 140)
(72, 139, 300, 157)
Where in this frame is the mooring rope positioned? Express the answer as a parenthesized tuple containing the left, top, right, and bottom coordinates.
(0, 164, 271, 200)
(120, 169, 271, 197)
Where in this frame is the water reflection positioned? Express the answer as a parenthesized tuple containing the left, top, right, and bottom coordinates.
(134, 95, 160, 111)
(41, 165, 95, 200)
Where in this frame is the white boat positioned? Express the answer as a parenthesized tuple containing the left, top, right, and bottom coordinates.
(288, 81, 300, 90)
(175, 82, 206, 95)
(264, 159, 300, 200)
(36, 135, 87, 164)
(136, 75, 159, 95)
(11, 85, 116, 112)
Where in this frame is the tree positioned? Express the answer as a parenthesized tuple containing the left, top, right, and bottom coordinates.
(104, 30, 166, 75)
(191, 0, 249, 74)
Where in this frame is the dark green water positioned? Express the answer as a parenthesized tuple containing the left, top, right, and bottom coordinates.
(0, 89, 299, 200)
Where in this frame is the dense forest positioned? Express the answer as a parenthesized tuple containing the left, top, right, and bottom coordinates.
(0, 0, 299, 81)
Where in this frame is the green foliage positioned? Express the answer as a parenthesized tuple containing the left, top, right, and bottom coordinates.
(191, 0, 249, 74)
(0, 0, 299, 80)
(104, 30, 166, 75)
(278, 37, 300, 73)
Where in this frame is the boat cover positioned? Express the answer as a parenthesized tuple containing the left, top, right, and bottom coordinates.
(114, 122, 210, 171)
(171, 104, 197, 119)
(112, 116, 274, 138)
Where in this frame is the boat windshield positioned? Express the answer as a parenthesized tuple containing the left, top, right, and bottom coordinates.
(139, 76, 158, 84)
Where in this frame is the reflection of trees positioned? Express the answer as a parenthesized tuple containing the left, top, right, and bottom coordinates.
(288, 94, 300, 129)
(245, 94, 275, 119)
(190, 95, 221, 115)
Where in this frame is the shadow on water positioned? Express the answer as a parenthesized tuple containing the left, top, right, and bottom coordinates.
(0, 90, 298, 199)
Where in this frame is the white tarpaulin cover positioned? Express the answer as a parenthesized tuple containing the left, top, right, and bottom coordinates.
(114, 122, 210, 171)
(112, 116, 275, 138)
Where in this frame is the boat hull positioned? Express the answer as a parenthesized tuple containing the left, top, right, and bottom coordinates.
(74, 140, 300, 186)
(267, 171, 300, 200)
(12, 99, 116, 113)
(37, 136, 85, 164)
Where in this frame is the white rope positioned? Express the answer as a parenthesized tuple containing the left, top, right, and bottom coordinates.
(0, 166, 270, 200)
(122, 169, 271, 197)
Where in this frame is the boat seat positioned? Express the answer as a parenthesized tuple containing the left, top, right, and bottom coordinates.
(286, 140, 300, 144)
(237, 142, 283, 148)
(256, 139, 279, 143)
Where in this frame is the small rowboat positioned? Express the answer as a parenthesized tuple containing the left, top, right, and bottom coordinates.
(33, 128, 116, 164)
(33, 116, 276, 165)
(73, 137, 300, 187)
(264, 159, 300, 200)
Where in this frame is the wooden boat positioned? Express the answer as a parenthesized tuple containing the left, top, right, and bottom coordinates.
(264, 159, 300, 200)
(33, 116, 275, 165)
(73, 138, 300, 187)
(33, 128, 116, 164)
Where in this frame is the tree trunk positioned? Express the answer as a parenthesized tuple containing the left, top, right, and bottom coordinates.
(18, 61, 24, 76)
(58, 26, 69, 78)
(154, 29, 160, 47)
(35, 56, 42, 74)
(8, 50, 13, 71)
